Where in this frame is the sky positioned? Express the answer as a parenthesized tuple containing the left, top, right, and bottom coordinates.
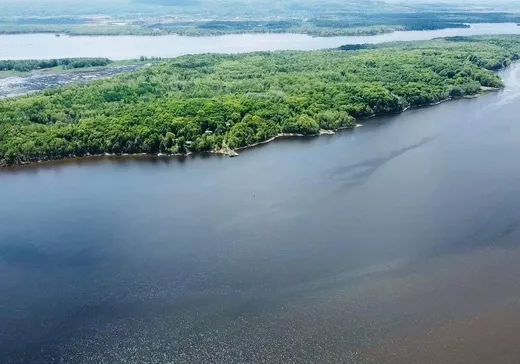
(0, 0, 516, 18)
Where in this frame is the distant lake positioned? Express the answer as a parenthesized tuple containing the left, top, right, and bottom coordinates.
(3, 64, 520, 363)
(0, 23, 519, 60)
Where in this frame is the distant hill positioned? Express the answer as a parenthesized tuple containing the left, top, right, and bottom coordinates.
(1, 0, 519, 19)
(0, 0, 398, 17)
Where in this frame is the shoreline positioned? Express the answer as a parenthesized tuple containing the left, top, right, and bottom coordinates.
(0, 22, 505, 40)
(0, 24, 473, 39)
(0, 29, 396, 39)
(0, 86, 501, 169)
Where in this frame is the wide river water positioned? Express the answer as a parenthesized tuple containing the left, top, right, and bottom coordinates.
(0, 23, 520, 60)
(2, 62, 520, 363)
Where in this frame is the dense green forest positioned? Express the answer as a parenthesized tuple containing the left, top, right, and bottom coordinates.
(0, 58, 112, 72)
(1, 36, 520, 166)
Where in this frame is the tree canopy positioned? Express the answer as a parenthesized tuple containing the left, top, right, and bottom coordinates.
(1, 35, 519, 166)
(0, 58, 112, 72)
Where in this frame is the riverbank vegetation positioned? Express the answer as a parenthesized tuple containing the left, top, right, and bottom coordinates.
(0, 12, 517, 37)
(0, 59, 161, 80)
(0, 18, 470, 37)
(0, 8, 519, 37)
(0, 58, 112, 72)
(1, 36, 520, 165)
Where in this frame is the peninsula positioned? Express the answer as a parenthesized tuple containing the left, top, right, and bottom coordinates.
(1, 35, 518, 166)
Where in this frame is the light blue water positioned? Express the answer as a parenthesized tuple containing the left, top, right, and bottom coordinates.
(0, 23, 519, 60)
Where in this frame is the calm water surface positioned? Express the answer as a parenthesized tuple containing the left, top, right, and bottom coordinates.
(3, 66, 520, 363)
(0, 23, 520, 60)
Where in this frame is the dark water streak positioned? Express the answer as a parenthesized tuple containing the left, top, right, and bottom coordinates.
(3, 66, 520, 363)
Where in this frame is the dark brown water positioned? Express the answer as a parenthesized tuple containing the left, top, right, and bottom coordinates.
(2, 65, 520, 363)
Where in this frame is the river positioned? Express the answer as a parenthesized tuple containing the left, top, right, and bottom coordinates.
(0, 23, 520, 60)
(2, 63, 520, 363)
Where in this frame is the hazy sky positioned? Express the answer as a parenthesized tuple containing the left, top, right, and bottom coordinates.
(0, 0, 516, 17)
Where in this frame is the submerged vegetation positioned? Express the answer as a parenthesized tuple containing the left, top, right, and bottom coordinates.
(1, 36, 520, 165)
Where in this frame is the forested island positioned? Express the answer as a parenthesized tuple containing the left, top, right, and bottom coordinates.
(1, 35, 520, 166)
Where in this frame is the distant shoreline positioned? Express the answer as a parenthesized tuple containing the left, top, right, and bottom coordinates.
(1, 23, 518, 63)
(0, 23, 472, 38)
